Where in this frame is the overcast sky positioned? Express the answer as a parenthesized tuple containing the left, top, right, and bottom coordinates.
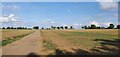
(0, 0, 119, 29)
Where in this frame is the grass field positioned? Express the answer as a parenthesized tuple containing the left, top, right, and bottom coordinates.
(1, 29, 35, 46)
(1, 29, 119, 55)
(2, 29, 34, 40)
(41, 29, 119, 55)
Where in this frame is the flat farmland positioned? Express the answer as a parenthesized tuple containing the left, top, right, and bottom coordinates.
(41, 29, 119, 55)
(1, 29, 35, 46)
(2, 29, 35, 40)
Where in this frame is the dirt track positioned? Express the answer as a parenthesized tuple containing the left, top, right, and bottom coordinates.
(2, 30, 42, 55)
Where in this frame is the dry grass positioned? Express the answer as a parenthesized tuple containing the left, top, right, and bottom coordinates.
(2, 29, 35, 40)
(1, 29, 35, 46)
(41, 29, 119, 55)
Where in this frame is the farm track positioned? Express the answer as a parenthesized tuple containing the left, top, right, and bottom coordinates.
(2, 30, 42, 55)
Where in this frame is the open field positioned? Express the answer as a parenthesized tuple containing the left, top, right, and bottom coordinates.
(2, 29, 35, 40)
(1, 29, 35, 46)
(41, 29, 119, 55)
(1, 29, 119, 55)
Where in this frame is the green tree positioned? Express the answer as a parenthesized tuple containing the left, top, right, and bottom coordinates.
(41, 27, 44, 30)
(60, 26, 64, 30)
(6, 27, 11, 29)
(57, 27, 60, 30)
(2, 27, 5, 29)
(33, 26, 39, 29)
(84, 25, 88, 29)
(108, 24, 114, 29)
(70, 26, 74, 29)
(65, 26, 68, 29)
(117, 25, 120, 29)
(91, 25, 96, 29)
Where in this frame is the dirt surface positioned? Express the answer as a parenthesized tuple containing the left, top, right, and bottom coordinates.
(2, 30, 42, 55)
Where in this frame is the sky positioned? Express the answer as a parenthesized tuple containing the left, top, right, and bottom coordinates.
(0, 0, 119, 29)
(1, 0, 120, 2)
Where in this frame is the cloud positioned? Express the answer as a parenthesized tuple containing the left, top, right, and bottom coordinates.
(97, 0, 114, 2)
(2, 5, 20, 11)
(0, 14, 20, 23)
(102, 22, 112, 27)
(73, 24, 82, 26)
(98, 0, 118, 10)
(72, 24, 82, 29)
(118, 22, 120, 25)
(51, 21, 55, 24)
(60, 23, 67, 26)
(90, 21, 100, 26)
(88, 21, 113, 27)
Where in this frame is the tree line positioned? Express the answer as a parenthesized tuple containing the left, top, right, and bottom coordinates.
(41, 26, 74, 30)
(1, 24, 120, 30)
(1, 26, 39, 30)
(82, 24, 120, 29)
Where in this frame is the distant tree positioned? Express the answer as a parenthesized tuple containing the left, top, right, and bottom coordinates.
(65, 26, 68, 30)
(57, 27, 60, 30)
(54, 26, 56, 29)
(17, 27, 22, 29)
(82, 25, 88, 29)
(51, 26, 56, 30)
(24, 27, 27, 29)
(70, 26, 74, 29)
(97, 26, 101, 29)
(11, 27, 14, 29)
(91, 25, 96, 29)
(41, 27, 44, 30)
(108, 24, 114, 29)
(101, 27, 105, 29)
(46, 28, 51, 30)
(33, 26, 39, 29)
(13, 27, 17, 29)
(88, 26, 91, 29)
(60, 26, 64, 30)
(117, 25, 120, 29)
(51, 26, 54, 29)
(2, 27, 5, 29)
(6, 27, 11, 29)
(82, 26, 84, 29)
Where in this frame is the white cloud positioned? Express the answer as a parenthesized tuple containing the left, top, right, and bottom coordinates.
(90, 21, 100, 26)
(102, 22, 112, 27)
(118, 22, 120, 25)
(51, 21, 55, 24)
(72, 24, 82, 29)
(98, 0, 118, 10)
(0, 14, 20, 23)
(73, 24, 82, 26)
(88, 21, 113, 27)
(60, 23, 67, 26)
(2, 5, 20, 11)
(97, 0, 114, 2)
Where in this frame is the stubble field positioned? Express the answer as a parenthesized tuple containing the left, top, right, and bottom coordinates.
(41, 29, 119, 55)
